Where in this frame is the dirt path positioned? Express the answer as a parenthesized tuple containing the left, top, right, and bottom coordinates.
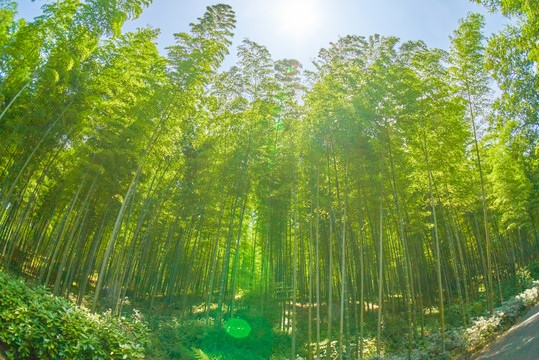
(472, 303, 539, 360)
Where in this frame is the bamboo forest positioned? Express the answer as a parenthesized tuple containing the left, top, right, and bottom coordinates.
(0, 0, 538, 359)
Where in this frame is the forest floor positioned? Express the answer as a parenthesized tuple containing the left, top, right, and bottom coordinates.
(471, 303, 539, 360)
(0, 264, 537, 359)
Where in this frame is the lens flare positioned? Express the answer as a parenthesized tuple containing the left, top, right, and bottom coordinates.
(224, 318, 252, 338)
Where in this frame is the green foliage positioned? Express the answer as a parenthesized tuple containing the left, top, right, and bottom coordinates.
(192, 348, 214, 360)
(0, 270, 149, 359)
(526, 259, 539, 279)
(145, 310, 278, 360)
(377, 280, 539, 360)
(486, 140, 532, 230)
(1, 1, 539, 359)
(483, 20, 539, 230)
(517, 265, 534, 289)
(473, 0, 539, 64)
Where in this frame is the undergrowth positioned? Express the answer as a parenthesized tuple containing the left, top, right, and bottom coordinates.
(0, 270, 149, 359)
(0, 261, 538, 359)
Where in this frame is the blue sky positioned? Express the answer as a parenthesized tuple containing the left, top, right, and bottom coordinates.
(15, 0, 509, 70)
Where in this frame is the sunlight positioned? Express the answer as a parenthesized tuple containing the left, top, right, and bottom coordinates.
(271, 0, 322, 40)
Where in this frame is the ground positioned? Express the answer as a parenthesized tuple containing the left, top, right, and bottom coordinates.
(472, 303, 539, 360)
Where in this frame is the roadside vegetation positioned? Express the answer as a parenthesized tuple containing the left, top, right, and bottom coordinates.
(0, 0, 538, 359)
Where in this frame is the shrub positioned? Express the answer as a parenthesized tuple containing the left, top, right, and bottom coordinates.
(0, 271, 149, 359)
(526, 259, 539, 279)
(371, 280, 539, 360)
(465, 280, 539, 349)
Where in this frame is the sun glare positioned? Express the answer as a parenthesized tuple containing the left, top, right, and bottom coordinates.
(272, 0, 322, 40)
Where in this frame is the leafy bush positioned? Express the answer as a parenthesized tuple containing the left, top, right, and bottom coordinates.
(525, 259, 539, 279)
(0, 271, 149, 359)
(517, 265, 534, 290)
(370, 280, 539, 360)
(465, 280, 538, 349)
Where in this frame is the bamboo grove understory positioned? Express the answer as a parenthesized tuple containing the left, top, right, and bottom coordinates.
(0, 0, 538, 358)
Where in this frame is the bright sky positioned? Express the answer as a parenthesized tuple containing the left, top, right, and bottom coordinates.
(15, 0, 509, 70)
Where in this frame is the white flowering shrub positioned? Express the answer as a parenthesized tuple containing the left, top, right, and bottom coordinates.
(367, 353, 406, 360)
(375, 280, 539, 360)
(313, 340, 339, 360)
(465, 280, 539, 349)
(311, 337, 378, 360)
